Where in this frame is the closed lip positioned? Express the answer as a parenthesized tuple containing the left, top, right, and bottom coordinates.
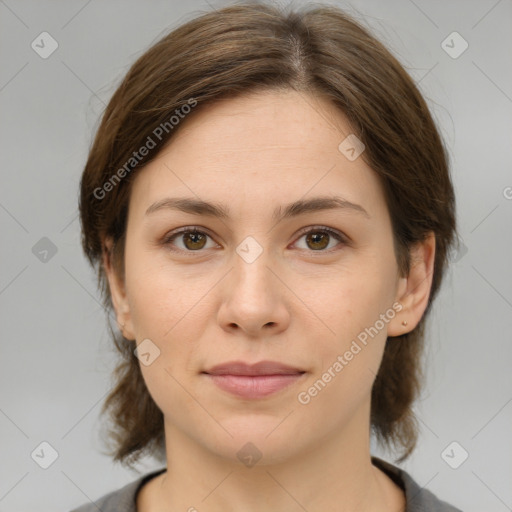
(203, 360, 305, 376)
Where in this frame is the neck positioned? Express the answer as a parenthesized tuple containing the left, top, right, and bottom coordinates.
(144, 402, 405, 512)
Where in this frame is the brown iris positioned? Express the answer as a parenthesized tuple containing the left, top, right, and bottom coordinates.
(305, 232, 330, 250)
(183, 231, 207, 250)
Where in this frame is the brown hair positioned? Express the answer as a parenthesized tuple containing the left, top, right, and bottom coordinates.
(79, 1, 457, 468)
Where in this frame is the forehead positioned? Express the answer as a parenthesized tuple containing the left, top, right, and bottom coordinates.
(167, 89, 353, 154)
(128, 89, 386, 221)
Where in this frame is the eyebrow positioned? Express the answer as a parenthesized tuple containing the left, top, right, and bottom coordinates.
(145, 195, 370, 221)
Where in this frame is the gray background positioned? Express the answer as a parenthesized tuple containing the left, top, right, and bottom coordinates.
(1, 0, 511, 510)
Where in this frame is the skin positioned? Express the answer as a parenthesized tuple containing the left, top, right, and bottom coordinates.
(103, 89, 435, 512)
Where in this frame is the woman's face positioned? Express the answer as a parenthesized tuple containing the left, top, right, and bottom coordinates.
(106, 89, 420, 465)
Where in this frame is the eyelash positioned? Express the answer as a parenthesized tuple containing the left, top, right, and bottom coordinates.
(161, 225, 348, 255)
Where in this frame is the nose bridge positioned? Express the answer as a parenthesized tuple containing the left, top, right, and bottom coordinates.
(232, 234, 275, 300)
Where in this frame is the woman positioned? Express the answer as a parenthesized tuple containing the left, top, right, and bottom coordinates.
(72, 2, 462, 511)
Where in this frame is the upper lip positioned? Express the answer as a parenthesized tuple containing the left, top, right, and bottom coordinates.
(203, 360, 305, 376)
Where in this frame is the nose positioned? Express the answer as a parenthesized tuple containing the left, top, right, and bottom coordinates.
(217, 245, 290, 337)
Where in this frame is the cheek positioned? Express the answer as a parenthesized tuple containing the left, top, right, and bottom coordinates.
(124, 250, 211, 370)
(306, 263, 395, 340)
(124, 249, 194, 337)
(139, 355, 200, 433)
(297, 276, 391, 422)
(130, 266, 204, 422)
(301, 252, 397, 385)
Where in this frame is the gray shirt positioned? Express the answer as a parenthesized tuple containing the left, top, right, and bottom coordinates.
(70, 456, 463, 511)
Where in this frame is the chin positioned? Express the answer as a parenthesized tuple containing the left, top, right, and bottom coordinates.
(202, 419, 307, 467)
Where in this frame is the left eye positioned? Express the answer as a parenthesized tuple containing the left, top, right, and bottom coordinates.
(294, 227, 346, 252)
(162, 226, 346, 253)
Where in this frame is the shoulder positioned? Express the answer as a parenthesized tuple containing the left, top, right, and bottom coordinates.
(371, 456, 464, 512)
(69, 468, 166, 512)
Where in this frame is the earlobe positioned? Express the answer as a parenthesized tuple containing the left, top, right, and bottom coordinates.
(387, 232, 436, 337)
(102, 236, 136, 341)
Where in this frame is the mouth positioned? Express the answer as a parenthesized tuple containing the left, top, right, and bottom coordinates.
(202, 360, 306, 399)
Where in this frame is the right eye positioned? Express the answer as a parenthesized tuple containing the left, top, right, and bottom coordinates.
(162, 227, 218, 252)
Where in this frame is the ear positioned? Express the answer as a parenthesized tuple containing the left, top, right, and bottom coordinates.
(387, 231, 436, 337)
(102, 236, 136, 341)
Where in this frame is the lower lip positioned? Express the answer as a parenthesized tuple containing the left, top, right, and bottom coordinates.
(205, 373, 305, 399)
